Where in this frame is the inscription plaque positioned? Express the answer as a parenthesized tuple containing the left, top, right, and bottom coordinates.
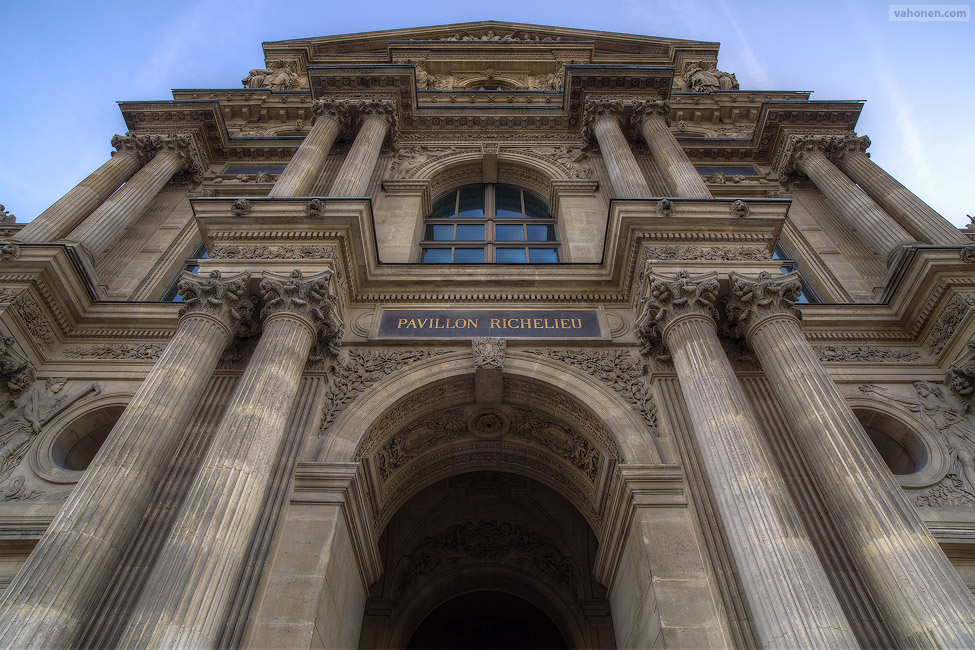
(377, 309, 602, 339)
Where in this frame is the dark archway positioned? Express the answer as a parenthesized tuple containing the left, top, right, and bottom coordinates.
(406, 591, 569, 650)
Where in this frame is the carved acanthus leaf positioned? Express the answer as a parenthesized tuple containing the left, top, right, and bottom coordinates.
(527, 349, 657, 430)
(260, 270, 342, 352)
(725, 271, 803, 339)
(178, 270, 254, 338)
(636, 270, 720, 344)
(210, 244, 337, 260)
(12, 293, 55, 347)
(62, 343, 166, 360)
(643, 245, 771, 263)
(928, 292, 975, 354)
(814, 344, 921, 363)
(320, 348, 449, 435)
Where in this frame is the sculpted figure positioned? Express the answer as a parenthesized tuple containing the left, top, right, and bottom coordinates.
(863, 382, 975, 496)
(0, 379, 100, 484)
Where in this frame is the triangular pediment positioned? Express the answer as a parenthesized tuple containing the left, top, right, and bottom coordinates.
(264, 21, 718, 60)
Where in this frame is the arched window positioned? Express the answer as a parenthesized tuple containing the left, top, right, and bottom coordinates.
(421, 184, 559, 263)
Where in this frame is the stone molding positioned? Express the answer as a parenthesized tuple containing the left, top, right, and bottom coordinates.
(291, 462, 382, 587)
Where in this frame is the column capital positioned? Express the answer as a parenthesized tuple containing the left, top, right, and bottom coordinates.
(259, 269, 343, 350)
(311, 98, 349, 123)
(630, 99, 671, 130)
(725, 270, 803, 339)
(581, 98, 626, 143)
(178, 270, 254, 341)
(826, 134, 871, 166)
(110, 134, 154, 165)
(636, 270, 720, 344)
(147, 133, 206, 177)
(775, 133, 830, 175)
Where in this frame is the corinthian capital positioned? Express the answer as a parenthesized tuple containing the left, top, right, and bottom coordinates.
(630, 100, 671, 129)
(725, 271, 802, 339)
(260, 269, 343, 347)
(178, 270, 254, 338)
(148, 134, 205, 174)
(636, 270, 720, 343)
(826, 134, 871, 166)
(581, 98, 626, 143)
(775, 134, 829, 174)
(111, 134, 154, 165)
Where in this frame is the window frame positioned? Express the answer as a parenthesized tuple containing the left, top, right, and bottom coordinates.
(420, 183, 560, 264)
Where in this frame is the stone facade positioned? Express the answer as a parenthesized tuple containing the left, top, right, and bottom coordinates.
(0, 20, 973, 649)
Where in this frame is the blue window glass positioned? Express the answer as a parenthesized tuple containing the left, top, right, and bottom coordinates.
(528, 248, 559, 263)
(496, 248, 526, 263)
(496, 186, 523, 219)
(453, 248, 485, 263)
(429, 194, 455, 219)
(457, 187, 485, 219)
(495, 225, 525, 241)
(524, 192, 551, 218)
(423, 248, 451, 263)
(455, 224, 485, 241)
(426, 224, 454, 241)
(526, 225, 555, 241)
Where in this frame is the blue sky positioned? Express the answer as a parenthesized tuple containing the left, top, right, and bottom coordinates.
(1, 0, 972, 226)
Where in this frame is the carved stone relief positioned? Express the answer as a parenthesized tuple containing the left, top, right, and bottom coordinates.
(641, 245, 772, 263)
(814, 344, 922, 363)
(0, 242, 21, 261)
(946, 341, 975, 405)
(373, 403, 600, 483)
(928, 293, 975, 354)
(394, 520, 577, 598)
(320, 348, 451, 436)
(388, 145, 462, 179)
(526, 349, 656, 430)
(0, 378, 100, 486)
(62, 343, 166, 360)
(241, 60, 308, 90)
(860, 382, 975, 506)
(0, 205, 16, 225)
(211, 244, 338, 260)
(12, 292, 55, 347)
(472, 338, 505, 369)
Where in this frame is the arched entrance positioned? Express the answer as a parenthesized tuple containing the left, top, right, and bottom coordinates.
(244, 353, 734, 649)
(407, 591, 569, 649)
(359, 471, 612, 649)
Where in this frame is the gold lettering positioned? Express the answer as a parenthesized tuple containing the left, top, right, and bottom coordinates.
(509, 319, 520, 329)
(521, 318, 531, 328)
(571, 318, 582, 328)
(491, 318, 501, 329)
(533, 319, 543, 329)
(397, 318, 408, 328)
(560, 318, 570, 328)
(468, 318, 478, 329)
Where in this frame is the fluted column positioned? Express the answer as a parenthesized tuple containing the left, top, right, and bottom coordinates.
(268, 99, 345, 197)
(17, 135, 152, 243)
(636, 271, 856, 650)
(0, 271, 251, 650)
(786, 136, 916, 262)
(329, 100, 395, 197)
(68, 134, 198, 258)
(582, 100, 651, 198)
(633, 100, 711, 198)
(829, 135, 968, 245)
(120, 269, 342, 650)
(727, 271, 975, 648)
